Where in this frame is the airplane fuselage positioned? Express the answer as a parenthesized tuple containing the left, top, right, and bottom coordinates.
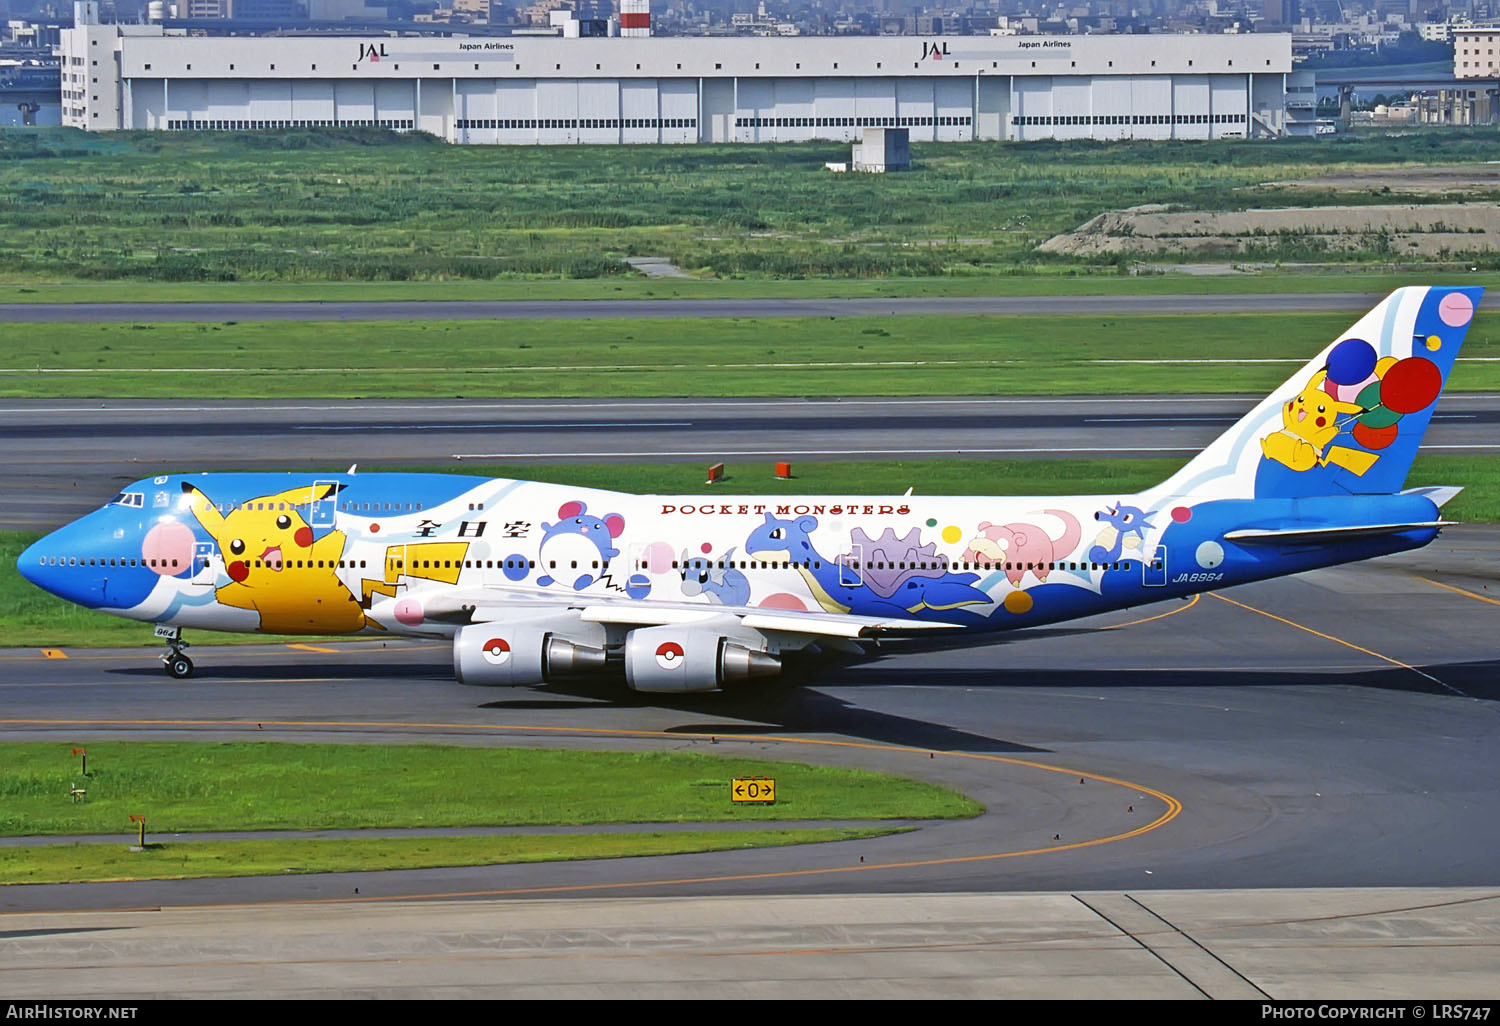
(21, 471, 1442, 640)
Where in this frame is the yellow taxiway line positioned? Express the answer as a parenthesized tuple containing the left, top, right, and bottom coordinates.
(1099, 593, 1200, 631)
(1417, 576, 1500, 609)
(1209, 592, 1461, 695)
(0, 717, 1183, 911)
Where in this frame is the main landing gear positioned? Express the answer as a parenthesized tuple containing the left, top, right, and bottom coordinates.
(156, 625, 193, 679)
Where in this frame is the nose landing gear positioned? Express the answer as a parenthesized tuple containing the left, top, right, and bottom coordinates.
(155, 625, 193, 679)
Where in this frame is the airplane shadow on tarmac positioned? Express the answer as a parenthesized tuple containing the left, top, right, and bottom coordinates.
(109, 660, 453, 683)
(479, 673, 1046, 755)
(101, 645, 1041, 753)
(104, 642, 1500, 754)
(482, 652, 1500, 755)
(486, 647, 1500, 754)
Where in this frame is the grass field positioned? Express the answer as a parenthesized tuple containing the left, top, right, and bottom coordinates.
(5, 128, 1500, 283)
(0, 828, 901, 885)
(5, 453, 1494, 649)
(4, 309, 1497, 398)
(0, 739, 958, 882)
(0, 741, 980, 835)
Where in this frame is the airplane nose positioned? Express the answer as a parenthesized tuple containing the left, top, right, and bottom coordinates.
(18, 531, 66, 598)
(15, 521, 111, 608)
(18, 508, 191, 612)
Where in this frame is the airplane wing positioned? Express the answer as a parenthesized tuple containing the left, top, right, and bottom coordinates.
(578, 604, 965, 638)
(377, 587, 965, 639)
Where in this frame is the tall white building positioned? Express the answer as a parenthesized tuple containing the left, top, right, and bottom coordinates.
(1456, 27, 1500, 79)
(61, 1, 163, 129)
(61, 3, 1293, 144)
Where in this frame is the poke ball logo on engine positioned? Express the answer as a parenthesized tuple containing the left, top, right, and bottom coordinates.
(482, 638, 511, 666)
(655, 641, 685, 671)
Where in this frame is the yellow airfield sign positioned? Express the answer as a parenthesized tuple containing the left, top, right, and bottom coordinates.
(731, 777, 775, 804)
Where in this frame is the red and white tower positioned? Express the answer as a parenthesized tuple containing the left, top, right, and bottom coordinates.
(620, 0, 650, 36)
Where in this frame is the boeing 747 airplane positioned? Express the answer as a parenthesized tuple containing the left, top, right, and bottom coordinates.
(18, 286, 1483, 692)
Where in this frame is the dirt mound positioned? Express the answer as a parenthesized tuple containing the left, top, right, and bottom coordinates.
(1267, 164, 1500, 194)
(1040, 203, 1500, 259)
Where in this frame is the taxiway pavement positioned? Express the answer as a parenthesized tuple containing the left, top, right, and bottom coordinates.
(3, 394, 1499, 530)
(3, 526, 1497, 913)
(6, 889, 1499, 998)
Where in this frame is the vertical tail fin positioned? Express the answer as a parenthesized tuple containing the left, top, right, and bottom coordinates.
(1152, 286, 1482, 502)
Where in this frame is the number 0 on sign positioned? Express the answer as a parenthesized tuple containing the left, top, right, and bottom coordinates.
(731, 777, 775, 804)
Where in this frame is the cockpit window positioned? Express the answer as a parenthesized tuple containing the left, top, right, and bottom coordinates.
(110, 492, 145, 508)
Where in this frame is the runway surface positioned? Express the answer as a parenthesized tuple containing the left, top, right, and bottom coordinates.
(4, 394, 1500, 530)
(0, 292, 1388, 323)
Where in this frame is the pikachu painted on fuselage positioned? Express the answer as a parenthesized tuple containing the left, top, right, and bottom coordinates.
(181, 481, 369, 634)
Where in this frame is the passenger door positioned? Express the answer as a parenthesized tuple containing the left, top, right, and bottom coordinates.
(838, 543, 863, 588)
(1143, 544, 1167, 587)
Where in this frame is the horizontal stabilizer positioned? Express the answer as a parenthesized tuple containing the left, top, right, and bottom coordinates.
(1224, 521, 1455, 544)
(1402, 485, 1464, 508)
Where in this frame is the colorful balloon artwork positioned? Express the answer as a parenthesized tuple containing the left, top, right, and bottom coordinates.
(1319, 338, 1442, 452)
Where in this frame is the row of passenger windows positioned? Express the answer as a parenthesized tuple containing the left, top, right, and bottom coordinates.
(42, 556, 181, 568)
(456, 117, 696, 129)
(389, 557, 1152, 573)
(168, 119, 413, 131)
(115, 495, 435, 514)
(734, 115, 972, 128)
(209, 500, 428, 513)
(1012, 113, 1245, 126)
(36, 556, 372, 569)
(40, 554, 1161, 573)
(223, 559, 370, 569)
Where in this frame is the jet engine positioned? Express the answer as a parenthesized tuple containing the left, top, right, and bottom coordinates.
(453, 616, 607, 686)
(623, 623, 781, 694)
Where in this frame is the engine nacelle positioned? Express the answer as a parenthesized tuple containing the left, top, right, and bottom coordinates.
(623, 624, 781, 694)
(453, 617, 607, 686)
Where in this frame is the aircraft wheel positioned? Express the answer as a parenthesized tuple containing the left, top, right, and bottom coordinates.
(166, 655, 194, 679)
